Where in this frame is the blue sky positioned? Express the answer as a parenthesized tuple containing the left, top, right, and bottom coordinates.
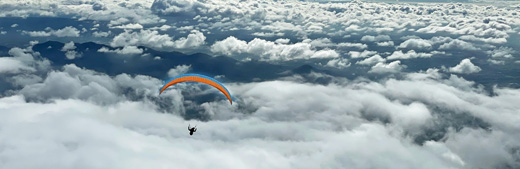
(0, 0, 519, 168)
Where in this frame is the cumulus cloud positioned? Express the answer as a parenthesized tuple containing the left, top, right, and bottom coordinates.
(369, 60, 406, 74)
(449, 59, 482, 74)
(398, 39, 433, 50)
(1, 60, 520, 168)
(23, 26, 80, 37)
(1, 47, 50, 74)
(0, 57, 35, 74)
(439, 39, 479, 51)
(361, 35, 391, 42)
(323, 58, 350, 69)
(211, 37, 339, 61)
(98, 46, 144, 55)
(172, 30, 206, 49)
(61, 41, 76, 51)
(92, 31, 111, 37)
(349, 50, 377, 59)
(387, 50, 433, 60)
(357, 54, 385, 65)
(167, 65, 191, 78)
(488, 47, 514, 59)
(1, 0, 520, 168)
(112, 23, 144, 29)
(111, 30, 206, 51)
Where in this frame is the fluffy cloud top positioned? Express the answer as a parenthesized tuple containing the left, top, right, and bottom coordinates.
(167, 65, 191, 78)
(98, 46, 144, 55)
(110, 30, 206, 51)
(398, 39, 433, 50)
(23, 26, 80, 37)
(1, 60, 519, 168)
(369, 60, 406, 74)
(449, 59, 482, 74)
(387, 50, 433, 60)
(211, 37, 339, 61)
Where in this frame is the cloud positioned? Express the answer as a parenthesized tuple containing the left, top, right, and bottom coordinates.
(211, 37, 339, 61)
(64, 50, 81, 60)
(337, 42, 368, 50)
(323, 58, 350, 69)
(112, 23, 144, 29)
(111, 29, 175, 49)
(60, 41, 81, 59)
(2, 0, 520, 168)
(61, 41, 76, 51)
(488, 47, 514, 59)
(398, 39, 433, 50)
(1, 47, 50, 75)
(23, 26, 80, 37)
(92, 31, 111, 37)
(0, 57, 35, 74)
(387, 50, 433, 60)
(439, 39, 479, 51)
(167, 65, 191, 78)
(2, 60, 520, 168)
(376, 41, 394, 47)
(172, 30, 206, 49)
(361, 35, 391, 42)
(98, 46, 144, 55)
(449, 59, 482, 74)
(111, 30, 206, 51)
(369, 60, 406, 74)
(151, 0, 203, 16)
(357, 54, 385, 65)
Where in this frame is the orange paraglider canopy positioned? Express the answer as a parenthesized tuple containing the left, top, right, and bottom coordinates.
(159, 74, 233, 104)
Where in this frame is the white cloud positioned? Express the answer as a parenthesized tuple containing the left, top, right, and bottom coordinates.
(60, 41, 81, 59)
(275, 38, 290, 44)
(98, 46, 144, 55)
(111, 30, 175, 49)
(111, 29, 205, 51)
(93, 31, 111, 37)
(65, 50, 81, 60)
(23, 26, 80, 37)
(349, 50, 377, 59)
(361, 35, 391, 42)
(376, 41, 394, 47)
(337, 42, 367, 50)
(61, 41, 76, 51)
(172, 30, 206, 49)
(369, 60, 406, 74)
(211, 37, 339, 61)
(439, 39, 479, 51)
(167, 65, 191, 78)
(2, 1, 520, 168)
(112, 23, 144, 29)
(357, 54, 385, 65)
(2, 62, 520, 168)
(488, 47, 514, 58)
(0, 57, 35, 74)
(323, 58, 350, 69)
(449, 59, 482, 74)
(398, 39, 433, 50)
(387, 50, 433, 60)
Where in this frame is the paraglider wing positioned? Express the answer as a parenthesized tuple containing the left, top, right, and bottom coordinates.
(160, 74, 233, 104)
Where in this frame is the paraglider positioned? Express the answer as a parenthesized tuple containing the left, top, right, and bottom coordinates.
(188, 124, 197, 135)
(160, 73, 233, 136)
(159, 73, 233, 104)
